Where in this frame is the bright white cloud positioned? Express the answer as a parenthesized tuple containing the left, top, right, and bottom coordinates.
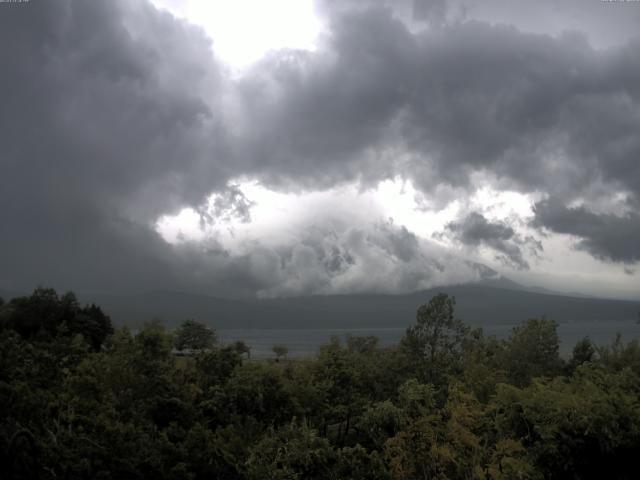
(156, 178, 461, 248)
(154, 176, 637, 299)
(150, 0, 323, 69)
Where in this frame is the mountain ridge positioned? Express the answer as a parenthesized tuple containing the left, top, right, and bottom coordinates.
(3, 281, 638, 330)
(81, 283, 640, 330)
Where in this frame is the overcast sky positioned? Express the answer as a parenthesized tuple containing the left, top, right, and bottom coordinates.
(1, 0, 639, 300)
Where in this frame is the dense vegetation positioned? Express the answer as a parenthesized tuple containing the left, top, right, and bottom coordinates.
(2, 288, 640, 479)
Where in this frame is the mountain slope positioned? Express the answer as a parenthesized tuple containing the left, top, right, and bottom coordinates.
(78, 285, 640, 330)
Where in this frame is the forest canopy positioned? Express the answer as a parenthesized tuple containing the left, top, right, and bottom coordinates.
(1, 288, 640, 479)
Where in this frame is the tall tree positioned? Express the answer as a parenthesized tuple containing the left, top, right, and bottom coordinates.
(1, 288, 112, 349)
(402, 293, 469, 384)
(173, 318, 217, 351)
(272, 344, 288, 361)
(505, 317, 563, 386)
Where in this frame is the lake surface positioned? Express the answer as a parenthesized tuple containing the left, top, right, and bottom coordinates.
(220, 320, 640, 358)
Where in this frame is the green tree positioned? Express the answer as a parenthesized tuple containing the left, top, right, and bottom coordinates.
(567, 336, 597, 374)
(136, 319, 173, 361)
(0, 288, 112, 349)
(358, 400, 407, 449)
(505, 318, 563, 386)
(460, 328, 508, 403)
(385, 405, 451, 480)
(401, 293, 469, 384)
(272, 344, 289, 362)
(334, 445, 391, 480)
(493, 365, 640, 479)
(314, 337, 368, 443)
(226, 362, 294, 425)
(173, 318, 216, 351)
(4, 287, 63, 338)
(346, 335, 379, 355)
(67, 301, 114, 350)
(245, 420, 334, 480)
(598, 334, 640, 375)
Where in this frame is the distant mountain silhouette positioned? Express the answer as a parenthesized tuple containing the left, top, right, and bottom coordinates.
(71, 283, 639, 330)
(3, 277, 638, 331)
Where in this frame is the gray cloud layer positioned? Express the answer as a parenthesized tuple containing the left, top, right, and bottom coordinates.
(240, 4, 640, 196)
(1, 0, 229, 293)
(1, 0, 638, 298)
(248, 221, 477, 298)
(533, 199, 640, 264)
(237, 2, 640, 265)
(442, 212, 542, 270)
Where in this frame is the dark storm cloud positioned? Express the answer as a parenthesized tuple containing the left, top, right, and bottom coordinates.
(372, 223, 421, 263)
(442, 212, 541, 270)
(533, 199, 640, 264)
(0, 0, 234, 293)
(453, 0, 640, 50)
(1, 0, 454, 298)
(235, 7, 416, 189)
(2, 0, 639, 298)
(0, 0, 228, 216)
(237, 2, 640, 265)
(237, 5, 640, 198)
(412, 0, 448, 25)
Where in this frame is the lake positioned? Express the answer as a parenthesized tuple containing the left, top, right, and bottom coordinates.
(219, 320, 640, 358)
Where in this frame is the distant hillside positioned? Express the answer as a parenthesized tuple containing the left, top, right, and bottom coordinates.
(71, 285, 640, 330)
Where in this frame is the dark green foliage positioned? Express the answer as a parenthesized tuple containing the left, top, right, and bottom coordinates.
(493, 365, 640, 479)
(346, 335, 379, 354)
(573, 336, 596, 364)
(334, 444, 391, 480)
(0, 288, 113, 350)
(401, 293, 470, 385)
(272, 344, 288, 361)
(195, 343, 244, 388)
(225, 362, 294, 425)
(567, 336, 597, 374)
(173, 319, 217, 351)
(598, 334, 640, 375)
(1, 288, 639, 479)
(504, 317, 563, 386)
(245, 420, 334, 480)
